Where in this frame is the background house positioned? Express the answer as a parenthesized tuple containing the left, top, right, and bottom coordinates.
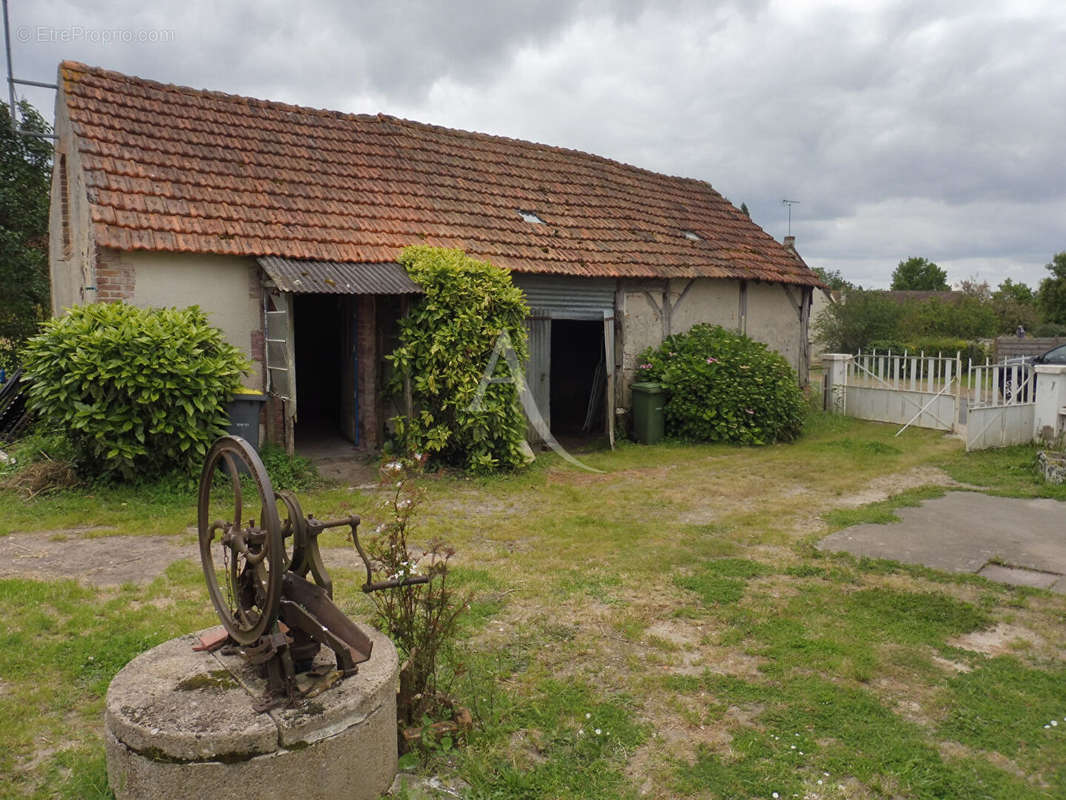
(49, 61, 823, 454)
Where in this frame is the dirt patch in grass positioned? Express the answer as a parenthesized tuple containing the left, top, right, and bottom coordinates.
(626, 703, 763, 798)
(834, 465, 964, 507)
(640, 619, 763, 678)
(434, 493, 518, 516)
(677, 507, 719, 525)
(872, 674, 942, 728)
(306, 455, 379, 487)
(0, 530, 195, 586)
(0, 529, 404, 588)
(937, 740, 1031, 782)
(678, 465, 965, 539)
(691, 648, 764, 679)
(950, 622, 1046, 656)
(547, 463, 678, 487)
(645, 619, 698, 649)
(931, 655, 972, 673)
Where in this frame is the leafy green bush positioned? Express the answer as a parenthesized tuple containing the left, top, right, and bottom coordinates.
(869, 337, 989, 367)
(901, 296, 998, 339)
(637, 324, 806, 445)
(865, 339, 908, 354)
(816, 291, 1003, 353)
(814, 290, 905, 353)
(259, 443, 319, 491)
(908, 337, 989, 366)
(388, 246, 529, 472)
(1033, 322, 1066, 337)
(21, 303, 249, 480)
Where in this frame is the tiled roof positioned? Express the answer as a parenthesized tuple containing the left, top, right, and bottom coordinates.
(60, 61, 821, 286)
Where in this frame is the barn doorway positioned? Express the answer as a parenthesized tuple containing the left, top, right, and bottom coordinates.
(293, 294, 346, 450)
(549, 319, 607, 438)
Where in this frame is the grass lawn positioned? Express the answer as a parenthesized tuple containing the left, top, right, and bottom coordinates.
(3, 413, 1066, 799)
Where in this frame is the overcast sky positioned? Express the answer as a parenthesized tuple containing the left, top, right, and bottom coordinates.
(8, 0, 1065, 289)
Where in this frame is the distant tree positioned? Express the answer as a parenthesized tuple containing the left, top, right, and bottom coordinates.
(957, 277, 991, 302)
(890, 257, 949, 291)
(739, 202, 750, 217)
(0, 100, 52, 369)
(814, 289, 904, 353)
(812, 266, 853, 292)
(994, 278, 1035, 306)
(1037, 252, 1066, 325)
(992, 278, 1040, 333)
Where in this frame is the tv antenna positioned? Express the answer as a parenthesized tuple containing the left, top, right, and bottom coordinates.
(781, 199, 800, 236)
(2, 0, 58, 139)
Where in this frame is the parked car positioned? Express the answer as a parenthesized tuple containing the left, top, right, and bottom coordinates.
(1033, 343, 1066, 366)
(1000, 343, 1066, 402)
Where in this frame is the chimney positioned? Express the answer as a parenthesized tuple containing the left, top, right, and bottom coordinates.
(783, 235, 796, 251)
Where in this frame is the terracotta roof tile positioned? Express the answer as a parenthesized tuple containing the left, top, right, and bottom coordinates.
(60, 61, 820, 286)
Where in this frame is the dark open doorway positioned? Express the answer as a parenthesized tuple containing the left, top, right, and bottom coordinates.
(293, 294, 345, 448)
(549, 319, 606, 437)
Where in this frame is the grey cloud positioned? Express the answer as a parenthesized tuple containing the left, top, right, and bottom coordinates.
(6, 0, 1064, 289)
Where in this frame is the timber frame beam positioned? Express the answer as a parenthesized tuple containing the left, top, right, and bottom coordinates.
(640, 278, 696, 339)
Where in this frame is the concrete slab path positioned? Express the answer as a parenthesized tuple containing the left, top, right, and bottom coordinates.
(818, 491, 1066, 593)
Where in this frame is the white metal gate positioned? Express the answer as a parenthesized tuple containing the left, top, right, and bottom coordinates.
(964, 359, 1036, 450)
(842, 351, 962, 435)
(827, 350, 1038, 449)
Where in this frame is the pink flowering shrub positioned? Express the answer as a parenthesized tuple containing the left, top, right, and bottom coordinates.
(636, 324, 806, 444)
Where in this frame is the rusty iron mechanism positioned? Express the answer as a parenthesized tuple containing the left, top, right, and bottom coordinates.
(197, 435, 427, 711)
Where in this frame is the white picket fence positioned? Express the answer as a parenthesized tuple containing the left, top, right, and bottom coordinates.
(830, 350, 1037, 449)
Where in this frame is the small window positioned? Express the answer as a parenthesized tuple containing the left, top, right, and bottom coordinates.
(682, 230, 702, 241)
(518, 209, 545, 224)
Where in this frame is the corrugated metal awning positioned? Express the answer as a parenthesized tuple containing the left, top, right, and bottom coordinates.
(512, 274, 616, 319)
(257, 257, 422, 295)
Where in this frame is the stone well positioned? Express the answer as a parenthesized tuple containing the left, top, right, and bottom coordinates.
(105, 628, 398, 800)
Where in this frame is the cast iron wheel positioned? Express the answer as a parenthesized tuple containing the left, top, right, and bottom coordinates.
(197, 436, 284, 645)
(276, 489, 334, 596)
(277, 490, 307, 575)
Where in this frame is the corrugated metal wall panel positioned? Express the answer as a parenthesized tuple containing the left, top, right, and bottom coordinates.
(258, 257, 422, 294)
(524, 312, 551, 443)
(513, 275, 616, 318)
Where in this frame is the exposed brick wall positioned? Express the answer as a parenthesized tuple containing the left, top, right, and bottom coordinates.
(59, 154, 71, 258)
(249, 266, 266, 389)
(95, 247, 135, 302)
(357, 295, 379, 449)
(250, 329, 265, 365)
(264, 395, 285, 447)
